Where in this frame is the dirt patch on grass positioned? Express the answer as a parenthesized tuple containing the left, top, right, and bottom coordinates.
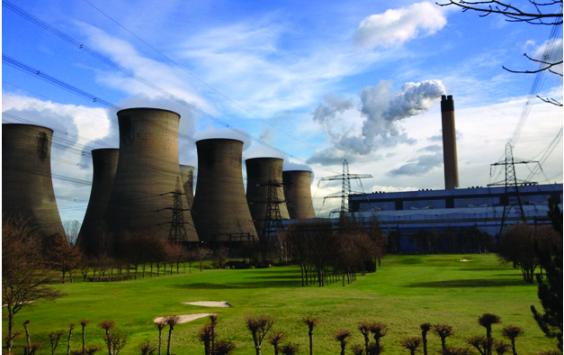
(153, 313, 214, 324)
(184, 301, 232, 308)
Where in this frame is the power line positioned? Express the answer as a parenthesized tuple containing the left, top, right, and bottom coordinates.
(3, 1, 341, 176)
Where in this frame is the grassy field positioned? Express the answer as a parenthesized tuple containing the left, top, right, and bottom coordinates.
(3, 254, 556, 354)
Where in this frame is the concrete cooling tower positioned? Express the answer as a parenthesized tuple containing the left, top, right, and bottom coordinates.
(106, 108, 198, 254)
(2, 123, 65, 237)
(283, 170, 316, 219)
(77, 148, 119, 256)
(245, 157, 289, 234)
(192, 138, 258, 244)
(179, 164, 195, 209)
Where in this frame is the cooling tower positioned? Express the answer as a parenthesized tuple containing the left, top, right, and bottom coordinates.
(441, 95, 459, 190)
(2, 123, 65, 237)
(283, 170, 316, 219)
(245, 157, 289, 234)
(179, 164, 195, 209)
(106, 108, 198, 254)
(192, 138, 258, 244)
(77, 148, 119, 256)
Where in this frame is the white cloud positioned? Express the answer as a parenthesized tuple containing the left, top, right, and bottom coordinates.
(3, 93, 114, 222)
(533, 38, 563, 75)
(175, 20, 390, 118)
(355, 2, 446, 48)
(78, 23, 216, 116)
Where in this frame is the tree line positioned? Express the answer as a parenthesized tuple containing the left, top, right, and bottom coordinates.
(282, 218, 385, 287)
(6, 312, 560, 355)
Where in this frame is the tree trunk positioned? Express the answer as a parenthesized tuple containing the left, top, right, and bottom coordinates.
(6, 308, 13, 355)
(308, 331, 313, 355)
(441, 337, 446, 352)
(340, 342, 345, 355)
(422, 337, 427, 355)
(157, 328, 162, 355)
(66, 326, 73, 355)
(510, 338, 517, 355)
(81, 326, 86, 355)
(166, 328, 173, 355)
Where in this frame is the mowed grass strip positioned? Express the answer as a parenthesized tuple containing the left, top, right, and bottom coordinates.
(3, 254, 554, 354)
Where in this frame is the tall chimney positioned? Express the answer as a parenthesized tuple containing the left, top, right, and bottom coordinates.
(441, 95, 459, 190)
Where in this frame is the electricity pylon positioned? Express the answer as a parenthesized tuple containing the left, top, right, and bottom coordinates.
(488, 142, 541, 235)
(319, 159, 372, 219)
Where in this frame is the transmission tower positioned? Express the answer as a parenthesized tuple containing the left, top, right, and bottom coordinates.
(158, 179, 189, 244)
(488, 143, 542, 235)
(319, 159, 373, 218)
(259, 180, 286, 240)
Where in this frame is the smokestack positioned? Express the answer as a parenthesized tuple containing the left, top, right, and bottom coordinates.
(441, 95, 459, 190)
(106, 108, 199, 253)
(192, 138, 258, 244)
(2, 123, 65, 237)
(245, 157, 290, 234)
(179, 164, 195, 208)
(78, 148, 119, 256)
(283, 170, 316, 219)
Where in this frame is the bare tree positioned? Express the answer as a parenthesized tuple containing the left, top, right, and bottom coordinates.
(420, 323, 432, 355)
(139, 341, 156, 355)
(467, 335, 488, 355)
(269, 331, 286, 355)
(479, 313, 501, 355)
(433, 324, 454, 352)
(212, 340, 236, 355)
(502, 325, 523, 355)
(359, 321, 371, 354)
(369, 322, 387, 355)
(401, 337, 421, 355)
(80, 320, 90, 355)
(279, 343, 298, 355)
(246, 315, 274, 355)
(303, 316, 318, 355)
(64, 220, 81, 245)
(155, 321, 166, 355)
(436, 0, 563, 106)
(335, 329, 351, 355)
(494, 340, 510, 355)
(99, 320, 115, 355)
(48, 331, 64, 355)
(2, 218, 60, 355)
(66, 324, 74, 355)
(165, 316, 179, 355)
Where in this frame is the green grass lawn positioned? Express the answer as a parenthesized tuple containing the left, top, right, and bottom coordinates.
(3, 254, 556, 354)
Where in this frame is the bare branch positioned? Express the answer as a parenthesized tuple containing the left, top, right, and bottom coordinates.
(537, 95, 564, 106)
(436, 0, 563, 25)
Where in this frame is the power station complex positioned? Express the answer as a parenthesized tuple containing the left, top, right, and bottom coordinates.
(2, 108, 317, 257)
(3, 96, 561, 256)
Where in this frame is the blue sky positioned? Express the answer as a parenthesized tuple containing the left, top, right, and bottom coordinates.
(3, 0, 562, 222)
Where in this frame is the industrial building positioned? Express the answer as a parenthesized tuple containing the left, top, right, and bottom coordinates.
(349, 183, 562, 236)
